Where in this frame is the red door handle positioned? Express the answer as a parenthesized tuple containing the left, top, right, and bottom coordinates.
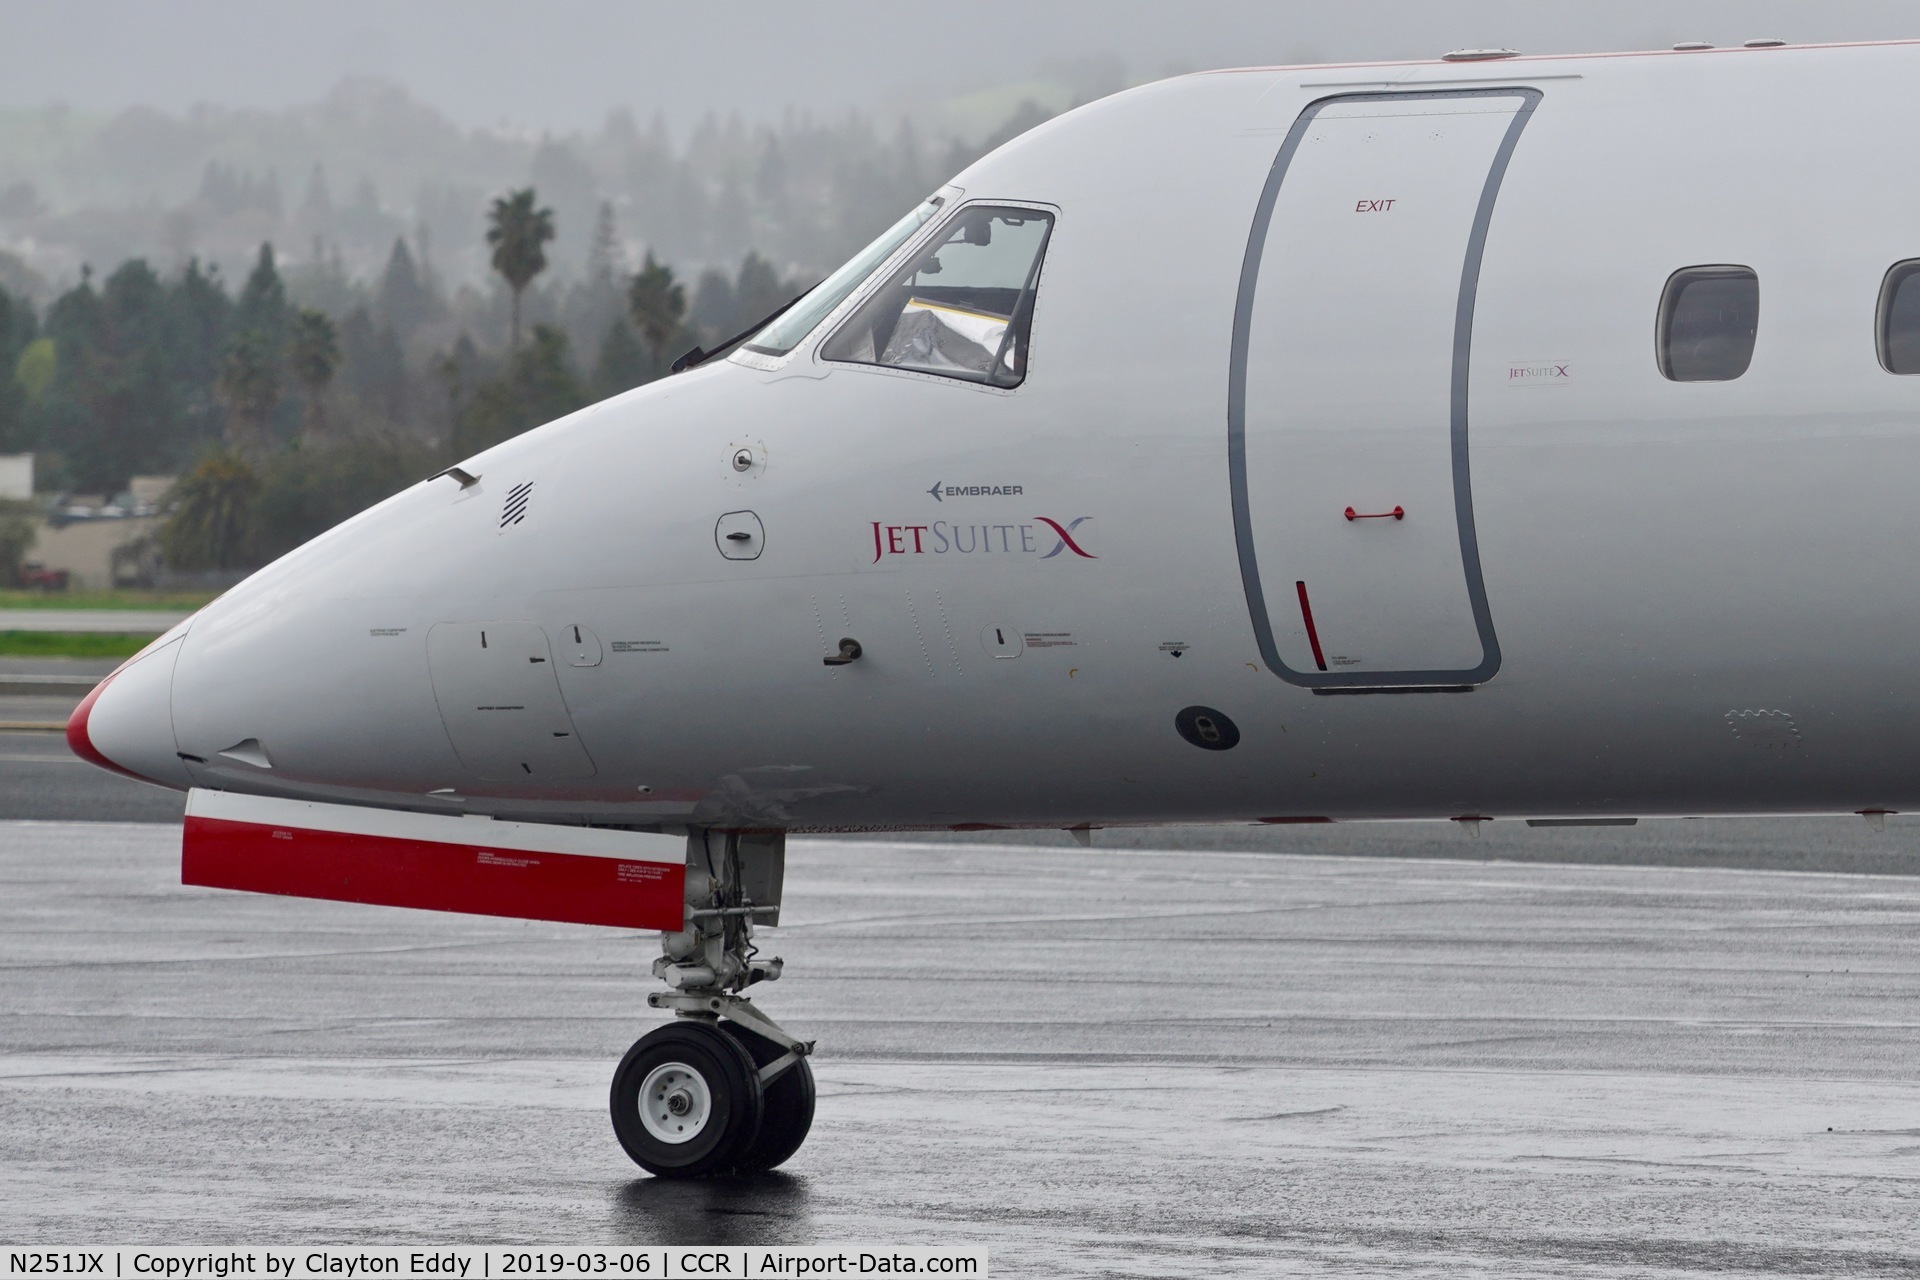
(1344, 505, 1404, 521)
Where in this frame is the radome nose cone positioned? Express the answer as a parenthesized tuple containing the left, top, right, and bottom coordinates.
(68, 637, 194, 789)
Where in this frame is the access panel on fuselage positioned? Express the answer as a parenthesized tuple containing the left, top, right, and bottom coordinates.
(427, 621, 596, 781)
(1230, 89, 1538, 689)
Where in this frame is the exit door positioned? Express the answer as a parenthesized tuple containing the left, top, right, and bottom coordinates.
(1228, 88, 1538, 690)
(427, 622, 596, 780)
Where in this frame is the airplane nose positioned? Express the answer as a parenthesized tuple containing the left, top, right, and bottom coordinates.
(67, 635, 196, 790)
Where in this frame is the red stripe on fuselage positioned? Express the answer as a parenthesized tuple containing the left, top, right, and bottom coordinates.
(183, 815, 686, 930)
(1295, 581, 1329, 672)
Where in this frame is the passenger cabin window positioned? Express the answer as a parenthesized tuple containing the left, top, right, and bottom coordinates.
(1657, 265, 1759, 382)
(1877, 260, 1920, 374)
(821, 205, 1054, 387)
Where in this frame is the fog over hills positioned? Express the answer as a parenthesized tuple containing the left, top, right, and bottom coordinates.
(0, 80, 1031, 301)
(3, 0, 1915, 295)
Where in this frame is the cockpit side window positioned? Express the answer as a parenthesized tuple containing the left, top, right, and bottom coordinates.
(821, 205, 1054, 388)
(741, 196, 943, 358)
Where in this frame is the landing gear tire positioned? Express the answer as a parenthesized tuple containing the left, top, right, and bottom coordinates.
(719, 1022, 815, 1173)
(611, 1021, 764, 1177)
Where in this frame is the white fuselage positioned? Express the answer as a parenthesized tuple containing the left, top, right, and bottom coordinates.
(78, 42, 1920, 829)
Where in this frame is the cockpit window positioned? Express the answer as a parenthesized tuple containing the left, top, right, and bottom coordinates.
(821, 204, 1054, 388)
(742, 196, 944, 357)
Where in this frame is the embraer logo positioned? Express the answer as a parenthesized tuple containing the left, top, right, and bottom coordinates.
(870, 517, 1096, 562)
(927, 480, 1024, 501)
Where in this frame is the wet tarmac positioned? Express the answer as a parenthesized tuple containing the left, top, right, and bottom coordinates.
(0, 658, 108, 735)
(0, 656, 118, 677)
(2, 822, 1917, 1274)
(0, 731, 185, 820)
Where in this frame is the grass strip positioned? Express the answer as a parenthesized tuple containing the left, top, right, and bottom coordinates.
(0, 589, 218, 610)
(0, 631, 158, 658)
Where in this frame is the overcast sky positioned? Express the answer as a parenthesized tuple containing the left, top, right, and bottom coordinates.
(6, 1, 1920, 132)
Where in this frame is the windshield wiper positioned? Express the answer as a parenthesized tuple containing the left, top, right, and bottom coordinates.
(671, 293, 806, 374)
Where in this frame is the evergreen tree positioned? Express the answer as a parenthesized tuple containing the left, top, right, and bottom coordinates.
(731, 251, 789, 332)
(375, 237, 435, 341)
(338, 307, 408, 423)
(233, 243, 290, 350)
(585, 201, 622, 282)
(91, 261, 180, 482)
(563, 201, 628, 362)
(23, 259, 237, 490)
(34, 261, 222, 491)
(286, 237, 358, 318)
(0, 284, 34, 452)
(486, 188, 556, 350)
(435, 331, 490, 428)
(592, 318, 652, 399)
(217, 329, 282, 454)
(253, 432, 437, 562)
(627, 252, 686, 365)
(167, 258, 233, 443)
(689, 268, 735, 348)
(454, 324, 585, 455)
(219, 244, 291, 452)
(288, 309, 340, 439)
(33, 267, 105, 487)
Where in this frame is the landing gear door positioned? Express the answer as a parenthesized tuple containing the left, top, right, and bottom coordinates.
(1229, 89, 1539, 689)
(427, 622, 597, 780)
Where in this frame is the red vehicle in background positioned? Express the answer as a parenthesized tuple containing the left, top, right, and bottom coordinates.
(16, 563, 70, 591)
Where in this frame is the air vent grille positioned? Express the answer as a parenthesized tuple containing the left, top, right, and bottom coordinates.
(501, 482, 533, 528)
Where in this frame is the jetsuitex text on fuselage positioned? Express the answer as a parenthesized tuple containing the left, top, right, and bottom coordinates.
(869, 516, 1095, 562)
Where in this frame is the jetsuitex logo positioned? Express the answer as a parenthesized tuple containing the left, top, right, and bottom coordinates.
(870, 517, 1095, 563)
(1507, 360, 1570, 385)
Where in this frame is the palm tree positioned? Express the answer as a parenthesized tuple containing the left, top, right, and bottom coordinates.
(627, 252, 686, 367)
(288, 308, 340, 440)
(159, 451, 261, 571)
(486, 188, 556, 350)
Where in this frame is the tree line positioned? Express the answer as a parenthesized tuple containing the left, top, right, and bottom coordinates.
(0, 80, 1070, 312)
(0, 187, 814, 575)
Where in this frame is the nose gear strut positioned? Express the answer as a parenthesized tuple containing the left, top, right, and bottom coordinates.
(610, 829, 816, 1177)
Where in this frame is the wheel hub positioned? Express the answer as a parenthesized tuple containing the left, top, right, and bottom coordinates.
(638, 1062, 711, 1144)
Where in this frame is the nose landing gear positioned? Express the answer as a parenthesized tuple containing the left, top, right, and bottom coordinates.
(611, 831, 814, 1177)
